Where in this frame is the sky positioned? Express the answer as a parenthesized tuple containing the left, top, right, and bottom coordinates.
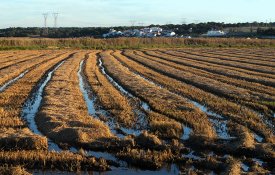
(0, 0, 274, 28)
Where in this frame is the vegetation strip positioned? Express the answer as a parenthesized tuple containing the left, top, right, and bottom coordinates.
(150, 50, 275, 97)
(36, 52, 113, 148)
(0, 52, 74, 151)
(142, 50, 275, 112)
(22, 60, 66, 151)
(0, 70, 29, 92)
(100, 50, 216, 139)
(111, 51, 233, 140)
(174, 50, 275, 76)
(120, 50, 274, 143)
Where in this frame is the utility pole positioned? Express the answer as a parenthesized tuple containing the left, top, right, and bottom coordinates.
(42, 13, 48, 36)
(138, 22, 144, 27)
(130, 20, 136, 27)
(53, 13, 59, 28)
(181, 18, 186, 25)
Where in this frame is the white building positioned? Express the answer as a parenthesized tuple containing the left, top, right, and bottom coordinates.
(205, 30, 226, 37)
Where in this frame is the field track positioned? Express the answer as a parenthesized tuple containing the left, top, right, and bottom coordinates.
(0, 48, 274, 174)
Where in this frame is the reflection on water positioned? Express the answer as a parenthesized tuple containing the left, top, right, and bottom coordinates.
(32, 164, 179, 175)
(0, 70, 29, 92)
(22, 61, 65, 151)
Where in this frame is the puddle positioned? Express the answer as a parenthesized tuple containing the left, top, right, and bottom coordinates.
(70, 147, 118, 163)
(99, 58, 134, 98)
(97, 58, 149, 131)
(183, 151, 203, 160)
(116, 59, 234, 140)
(31, 164, 179, 175)
(79, 59, 147, 138)
(257, 113, 274, 130)
(0, 70, 29, 92)
(190, 102, 233, 140)
(78, 60, 121, 137)
(190, 102, 223, 119)
(209, 171, 217, 175)
(241, 162, 249, 172)
(209, 118, 232, 139)
(253, 132, 263, 143)
(181, 126, 192, 140)
(252, 158, 264, 166)
(21, 61, 65, 152)
(141, 101, 150, 111)
(78, 60, 98, 116)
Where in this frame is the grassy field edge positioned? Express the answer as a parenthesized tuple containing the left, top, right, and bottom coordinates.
(0, 37, 275, 50)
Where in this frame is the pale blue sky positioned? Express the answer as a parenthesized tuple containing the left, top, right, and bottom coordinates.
(0, 0, 274, 28)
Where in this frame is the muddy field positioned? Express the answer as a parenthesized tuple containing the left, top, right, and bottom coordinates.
(0, 48, 274, 174)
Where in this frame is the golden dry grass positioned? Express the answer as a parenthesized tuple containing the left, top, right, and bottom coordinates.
(0, 150, 110, 171)
(0, 48, 273, 173)
(84, 52, 135, 128)
(121, 50, 274, 143)
(101, 50, 216, 139)
(1, 37, 275, 49)
(0, 51, 74, 150)
(137, 50, 275, 112)
(0, 165, 31, 175)
(36, 52, 113, 146)
(0, 50, 65, 86)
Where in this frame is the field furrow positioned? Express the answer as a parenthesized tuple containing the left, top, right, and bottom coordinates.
(100, 50, 217, 139)
(96, 52, 184, 139)
(119, 50, 274, 143)
(0, 51, 65, 86)
(148, 50, 275, 96)
(0, 51, 34, 63)
(179, 51, 275, 74)
(200, 49, 275, 63)
(171, 50, 275, 77)
(194, 49, 275, 66)
(131, 50, 274, 113)
(207, 48, 275, 61)
(0, 51, 74, 151)
(160, 50, 275, 87)
(36, 51, 113, 148)
(84, 52, 136, 128)
(0, 48, 273, 174)
(0, 52, 45, 69)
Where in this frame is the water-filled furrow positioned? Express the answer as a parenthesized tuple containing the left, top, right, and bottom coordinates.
(191, 103, 233, 140)
(32, 164, 180, 175)
(181, 126, 192, 140)
(183, 151, 204, 161)
(253, 132, 263, 143)
(79, 60, 146, 137)
(257, 113, 274, 132)
(125, 65, 233, 139)
(78, 60, 123, 136)
(97, 58, 149, 133)
(0, 70, 29, 92)
(252, 158, 264, 166)
(21, 61, 66, 152)
(241, 162, 250, 172)
(115, 56, 234, 140)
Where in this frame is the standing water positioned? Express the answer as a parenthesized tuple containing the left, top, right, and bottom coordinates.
(21, 61, 65, 152)
(0, 70, 29, 92)
(97, 58, 149, 132)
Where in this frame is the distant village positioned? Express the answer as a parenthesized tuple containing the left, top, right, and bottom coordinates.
(103, 27, 176, 38)
(102, 27, 227, 38)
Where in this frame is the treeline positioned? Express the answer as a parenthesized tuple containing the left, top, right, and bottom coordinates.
(257, 28, 275, 36)
(0, 22, 274, 38)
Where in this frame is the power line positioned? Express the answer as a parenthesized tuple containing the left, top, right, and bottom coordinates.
(42, 13, 48, 36)
(53, 12, 59, 28)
